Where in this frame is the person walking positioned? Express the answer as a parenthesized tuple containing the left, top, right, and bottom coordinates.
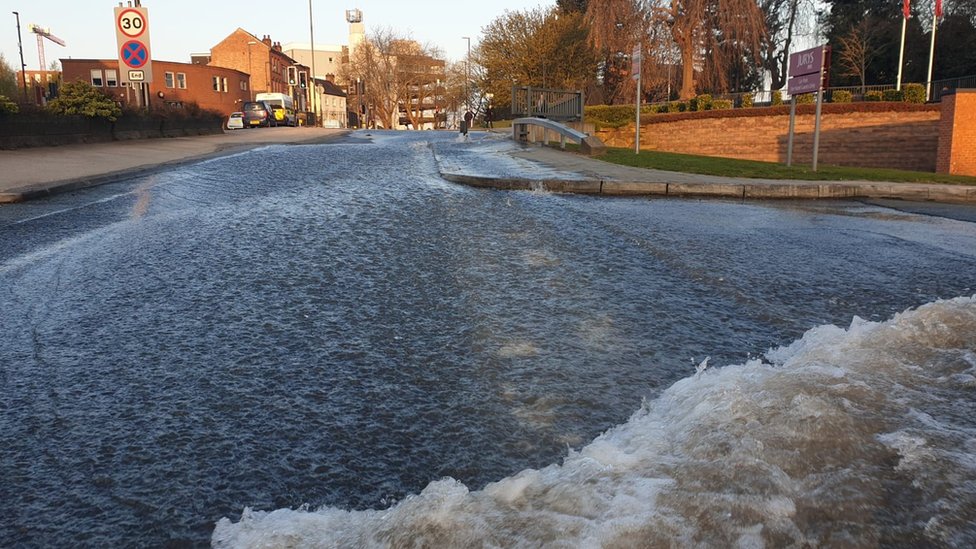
(461, 109, 474, 137)
(484, 106, 493, 130)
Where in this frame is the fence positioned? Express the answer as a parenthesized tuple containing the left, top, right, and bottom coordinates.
(511, 86, 584, 121)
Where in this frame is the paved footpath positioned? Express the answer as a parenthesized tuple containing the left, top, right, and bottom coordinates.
(0, 128, 348, 203)
(2, 128, 975, 205)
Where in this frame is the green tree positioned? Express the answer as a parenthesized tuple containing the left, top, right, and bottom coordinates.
(0, 54, 19, 100)
(0, 95, 19, 115)
(46, 81, 122, 121)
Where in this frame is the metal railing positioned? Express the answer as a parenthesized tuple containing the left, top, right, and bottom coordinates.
(511, 86, 583, 121)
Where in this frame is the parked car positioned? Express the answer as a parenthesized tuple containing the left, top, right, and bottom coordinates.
(241, 101, 275, 128)
(226, 111, 244, 130)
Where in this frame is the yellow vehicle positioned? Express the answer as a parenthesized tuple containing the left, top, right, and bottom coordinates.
(255, 93, 297, 127)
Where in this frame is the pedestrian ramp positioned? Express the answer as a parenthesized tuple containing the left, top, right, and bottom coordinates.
(512, 117, 606, 156)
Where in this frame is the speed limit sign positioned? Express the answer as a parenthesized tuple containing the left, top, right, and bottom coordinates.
(114, 6, 153, 84)
(117, 8, 146, 38)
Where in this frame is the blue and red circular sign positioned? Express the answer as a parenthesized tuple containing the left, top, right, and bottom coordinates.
(121, 40, 149, 69)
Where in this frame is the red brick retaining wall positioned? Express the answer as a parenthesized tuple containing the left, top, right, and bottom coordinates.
(936, 90, 976, 176)
(595, 103, 942, 172)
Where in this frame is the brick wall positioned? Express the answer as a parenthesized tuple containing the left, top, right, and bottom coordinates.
(936, 90, 976, 176)
(209, 29, 299, 97)
(595, 103, 942, 172)
(62, 59, 250, 115)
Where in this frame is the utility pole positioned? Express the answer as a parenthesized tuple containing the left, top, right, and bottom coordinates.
(308, 0, 319, 126)
(13, 11, 28, 103)
(462, 36, 470, 112)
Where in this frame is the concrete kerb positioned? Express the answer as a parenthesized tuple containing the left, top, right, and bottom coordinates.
(437, 147, 976, 204)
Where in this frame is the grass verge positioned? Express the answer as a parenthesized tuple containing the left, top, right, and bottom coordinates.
(550, 144, 976, 185)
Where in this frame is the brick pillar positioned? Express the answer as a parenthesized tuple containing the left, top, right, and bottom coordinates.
(936, 89, 976, 176)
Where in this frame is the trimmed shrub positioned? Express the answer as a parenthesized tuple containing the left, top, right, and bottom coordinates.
(865, 90, 883, 101)
(882, 89, 904, 102)
(831, 90, 853, 103)
(689, 93, 713, 111)
(656, 103, 669, 114)
(46, 81, 122, 121)
(740, 94, 753, 108)
(711, 99, 733, 110)
(771, 90, 783, 106)
(903, 83, 926, 103)
(794, 93, 815, 104)
(0, 94, 19, 115)
(584, 104, 637, 129)
(668, 101, 683, 113)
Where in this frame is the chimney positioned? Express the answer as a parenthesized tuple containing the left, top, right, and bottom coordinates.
(262, 35, 272, 47)
(274, 42, 282, 52)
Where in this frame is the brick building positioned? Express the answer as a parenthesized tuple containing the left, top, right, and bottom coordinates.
(61, 59, 250, 114)
(209, 29, 306, 98)
(15, 70, 61, 106)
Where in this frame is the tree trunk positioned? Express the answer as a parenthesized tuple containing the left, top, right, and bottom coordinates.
(679, 45, 696, 100)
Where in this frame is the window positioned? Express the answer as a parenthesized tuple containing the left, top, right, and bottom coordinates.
(176, 73, 187, 89)
(212, 76, 220, 91)
(240, 80, 248, 91)
(221, 77, 228, 93)
(105, 70, 118, 87)
(164, 72, 175, 88)
(90, 69, 103, 87)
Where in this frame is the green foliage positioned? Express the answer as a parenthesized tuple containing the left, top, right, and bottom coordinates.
(831, 90, 853, 103)
(584, 104, 636, 129)
(711, 99, 733, 110)
(882, 89, 904, 102)
(794, 93, 815, 104)
(689, 94, 713, 111)
(902, 83, 926, 103)
(656, 103, 669, 113)
(739, 94, 753, 108)
(46, 81, 122, 121)
(771, 91, 783, 106)
(0, 94, 19, 115)
(0, 53, 19, 99)
(865, 90, 883, 101)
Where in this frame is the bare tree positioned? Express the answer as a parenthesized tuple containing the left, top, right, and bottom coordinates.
(585, 0, 647, 104)
(650, 0, 766, 99)
(837, 19, 882, 93)
(342, 27, 444, 129)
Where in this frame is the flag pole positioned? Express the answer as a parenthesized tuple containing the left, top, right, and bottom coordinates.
(925, 3, 939, 101)
(896, 8, 907, 91)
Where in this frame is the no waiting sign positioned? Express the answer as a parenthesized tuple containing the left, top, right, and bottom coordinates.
(114, 6, 153, 84)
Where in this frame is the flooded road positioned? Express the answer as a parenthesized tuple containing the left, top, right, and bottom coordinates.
(1, 132, 975, 547)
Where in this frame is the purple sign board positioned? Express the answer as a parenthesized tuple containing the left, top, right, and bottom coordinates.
(788, 72, 823, 95)
(787, 45, 829, 94)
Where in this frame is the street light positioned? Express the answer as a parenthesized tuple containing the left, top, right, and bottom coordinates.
(462, 36, 470, 112)
(308, 0, 320, 126)
(13, 11, 28, 103)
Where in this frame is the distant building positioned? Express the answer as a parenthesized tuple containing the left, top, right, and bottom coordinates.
(315, 78, 347, 128)
(209, 29, 298, 97)
(282, 42, 344, 82)
(16, 69, 61, 106)
(61, 59, 250, 113)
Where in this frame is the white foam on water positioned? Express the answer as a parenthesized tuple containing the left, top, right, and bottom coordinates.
(212, 296, 976, 548)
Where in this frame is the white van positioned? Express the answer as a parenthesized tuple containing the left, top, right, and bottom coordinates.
(255, 93, 297, 127)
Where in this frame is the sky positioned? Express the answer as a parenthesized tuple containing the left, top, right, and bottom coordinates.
(3, 0, 549, 72)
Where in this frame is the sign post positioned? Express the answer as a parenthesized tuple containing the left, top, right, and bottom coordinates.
(786, 45, 830, 170)
(632, 44, 641, 154)
(114, 5, 153, 107)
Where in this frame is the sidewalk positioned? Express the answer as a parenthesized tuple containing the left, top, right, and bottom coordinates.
(0, 128, 348, 203)
(436, 137, 976, 204)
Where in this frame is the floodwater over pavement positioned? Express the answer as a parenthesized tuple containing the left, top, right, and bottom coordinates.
(1, 131, 975, 547)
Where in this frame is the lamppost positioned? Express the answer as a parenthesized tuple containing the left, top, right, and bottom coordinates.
(462, 36, 471, 112)
(13, 11, 28, 103)
(308, 0, 320, 126)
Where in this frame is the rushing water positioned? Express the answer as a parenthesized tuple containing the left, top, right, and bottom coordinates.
(1, 132, 975, 547)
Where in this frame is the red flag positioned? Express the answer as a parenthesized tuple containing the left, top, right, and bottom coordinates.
(903, 0, 911, 18)
(936, 0, 942, 18)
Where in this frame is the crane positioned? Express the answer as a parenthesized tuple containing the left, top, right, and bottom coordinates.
(28, 24, 66, 71)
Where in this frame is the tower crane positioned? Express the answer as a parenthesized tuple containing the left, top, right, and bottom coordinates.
(28, 24, 66, 71)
